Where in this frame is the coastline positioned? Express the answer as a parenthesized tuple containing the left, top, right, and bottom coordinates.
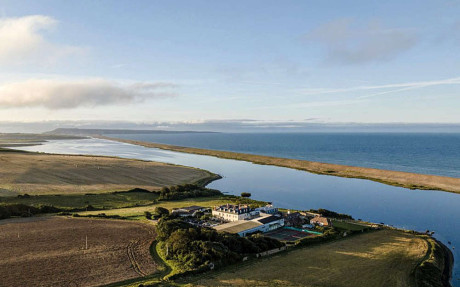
(98, 136, 460, 195)
(414, 235, 454, 287)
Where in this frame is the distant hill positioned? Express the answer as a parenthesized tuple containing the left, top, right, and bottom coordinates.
(45, 128, 218, 136)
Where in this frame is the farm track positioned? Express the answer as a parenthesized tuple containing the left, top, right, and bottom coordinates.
(127, 240, 147, 277)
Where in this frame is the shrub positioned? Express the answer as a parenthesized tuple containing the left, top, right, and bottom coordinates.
(309, 208, 353, 220)
(144, 211, 152, 220)
(153, 207, 169, 218)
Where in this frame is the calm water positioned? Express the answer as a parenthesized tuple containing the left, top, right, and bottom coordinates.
(111, 133, 460, 178)
(19, 138, 460, 285)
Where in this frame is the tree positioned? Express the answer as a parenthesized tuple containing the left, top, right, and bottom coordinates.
(241, 192, 251, 198)
(144, 211, 152, 220)
(153, 206, 169, 218)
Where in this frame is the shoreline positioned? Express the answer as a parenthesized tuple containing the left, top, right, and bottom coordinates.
(415, 235, 454, 287)
(98, 136, 460, 195)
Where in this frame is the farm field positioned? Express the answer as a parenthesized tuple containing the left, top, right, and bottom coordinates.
(331, 219, 369, 231)
(0, 190, 160, 210)
(0, 216, 157, 287)
(0, 149, 214, 195)
(78, 196, 239, 218)
(188, 229, 428, 287)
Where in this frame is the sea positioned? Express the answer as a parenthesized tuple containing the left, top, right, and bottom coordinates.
(110, 132, 460, 178)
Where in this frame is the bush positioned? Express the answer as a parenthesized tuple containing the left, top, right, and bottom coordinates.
(0, 204, 60, 219)
(85, 205, 97, 211)
(39, 205, 62, 213)
(153, 207, 169, 218)
(158, 184, 221, 201)
(241, 192, 251, 198)
(144, 211, 152, 220)
(309, 208, 353, 220)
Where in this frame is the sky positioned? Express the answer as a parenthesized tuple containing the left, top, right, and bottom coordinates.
(0, 0, 459, 132)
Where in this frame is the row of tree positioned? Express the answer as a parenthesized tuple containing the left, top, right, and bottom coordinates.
(158, 184, 221, 201)
(0, 204, 62, 220)
(309, 208, 353, 220)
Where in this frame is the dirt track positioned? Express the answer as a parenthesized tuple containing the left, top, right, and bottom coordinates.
(0, 217, 157, 287)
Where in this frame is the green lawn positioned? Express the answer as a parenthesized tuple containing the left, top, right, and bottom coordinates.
(0, 191, 159, 210)
(78, 196, 241, 218)
(331, 219, 369, 231)
(186, 230, 427, 287)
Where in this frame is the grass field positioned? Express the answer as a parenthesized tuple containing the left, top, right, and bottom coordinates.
(103, 136, 460, 194)
(78, 195, 237, 218)
(0, 191, 160, 210)
(0, 216, 157, 287)
(331, 220, 369, 231)
(187, 229, 428, 287)
(0, 150, 215, 195)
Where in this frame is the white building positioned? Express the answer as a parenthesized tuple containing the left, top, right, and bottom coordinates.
(255, 204, 278, 214)
(212, 204, 258, 222)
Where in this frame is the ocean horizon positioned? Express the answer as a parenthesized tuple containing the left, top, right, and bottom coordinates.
(111, 132, 460, 178)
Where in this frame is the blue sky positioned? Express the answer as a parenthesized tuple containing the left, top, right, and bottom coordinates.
(0, 0, 459, 129)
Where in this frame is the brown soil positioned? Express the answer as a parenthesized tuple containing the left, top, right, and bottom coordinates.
(0, 216, 157, 287)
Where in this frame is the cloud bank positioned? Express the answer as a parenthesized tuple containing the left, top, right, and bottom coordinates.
(306, 19, 418, 64)
(0, 15, 83, 65)
(0, 79, 177, 109)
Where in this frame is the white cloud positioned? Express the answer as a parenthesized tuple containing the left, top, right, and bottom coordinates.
(0, 15, 83, 65)
(306, 19, 418, 64)
(295, 76, 460, 96)
(0, 79, 177, 109)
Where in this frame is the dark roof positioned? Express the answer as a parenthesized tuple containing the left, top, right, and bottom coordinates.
(284, 212, 301, 218)
(172, 210, 191, 215)
(257, 215, 281, 224)
(214, 221, 262, 233)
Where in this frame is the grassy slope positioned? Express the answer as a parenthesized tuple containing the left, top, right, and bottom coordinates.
(101, 136, 460, 194)
(415, 236, 454, 287)
(187, 229, 428, 287)
(77, 195, 240, 218)
(0, 191, 159, 210)
(330, 220, 369, 231)
(0, 150, 216, 195)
